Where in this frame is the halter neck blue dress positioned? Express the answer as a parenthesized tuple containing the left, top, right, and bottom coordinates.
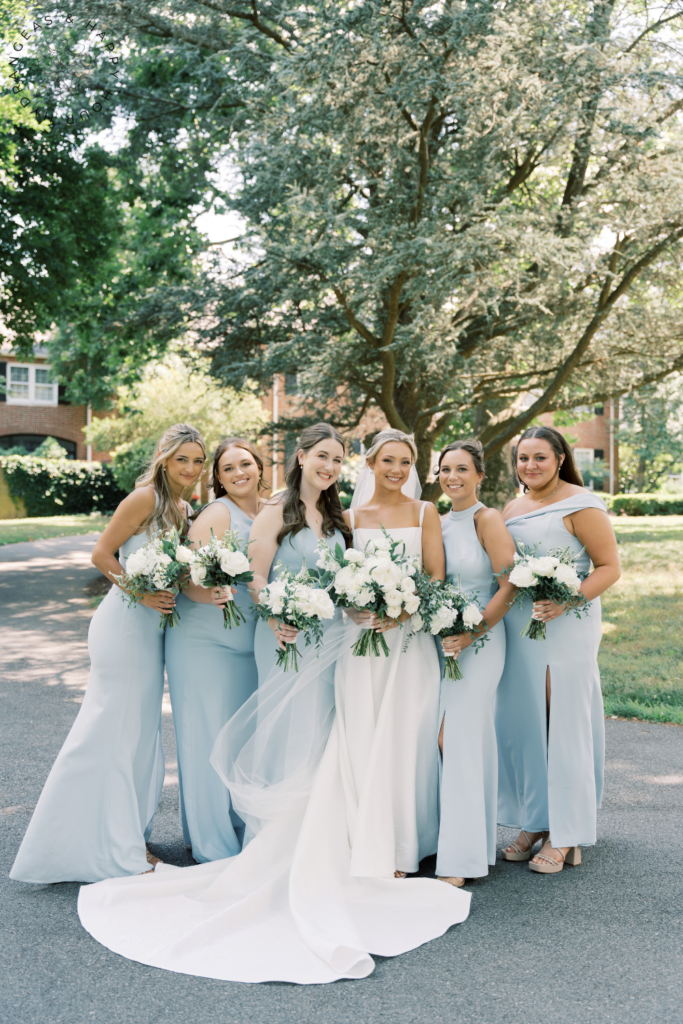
(254, 524, 345, 685)
(495, 493, 608, 848)
(165, 497, 258, 863)
(10, 526, 167, 883)
(436, 502, 506, 879)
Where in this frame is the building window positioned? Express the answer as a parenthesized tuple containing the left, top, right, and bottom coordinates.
(0, 434, 77, 458)
(594, 449, 604, 461)
(5, 363, 58, 406)
(284, 373, 300, 396)
(594, 406, 604, 416)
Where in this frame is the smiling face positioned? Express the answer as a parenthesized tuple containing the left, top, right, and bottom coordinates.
(299, 438, 344, 493)
(217, 445, 261, 501)
(439, 448, 483, 504)
(369, 441, 414, 492)
(164, 441, 206, 493)
(516, 437, 563, 491)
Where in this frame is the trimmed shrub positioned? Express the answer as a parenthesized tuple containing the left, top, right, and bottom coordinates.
(605, 493, 683, 516)
(0, 455, 127, 517)
(110, 437, 156, 494)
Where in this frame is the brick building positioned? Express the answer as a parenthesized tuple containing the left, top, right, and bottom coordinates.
(539, 402, 619, 494)
(0, 347, 107, 462)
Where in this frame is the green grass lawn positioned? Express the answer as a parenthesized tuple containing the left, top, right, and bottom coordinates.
(600, 516, 683, 725)
(0, 514, 111, 546)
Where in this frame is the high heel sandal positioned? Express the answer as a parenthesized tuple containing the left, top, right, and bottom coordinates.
(501, 830, 549, 862)
(528, 842, 581, 874)
(437, 876, 465, 888)
(144, 848, 162, 871)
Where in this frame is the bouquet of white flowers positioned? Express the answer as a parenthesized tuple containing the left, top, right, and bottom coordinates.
(316, 529, 421, 657)
(410, 575, 487, 680)
(499, 542, 588, 640)
(113, 529, 193, 629)
(254, 563, 336, 671)
(189, 530, 254, 629)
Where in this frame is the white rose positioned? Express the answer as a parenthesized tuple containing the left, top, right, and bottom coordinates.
(463, 603, 484, 628)
(125, 550, 146, 576)
(155, 552, 172, 567)
(219, 549, 250, 576)
(508, 563, 537, 588)
(190, 564, 207, 586)
(373, 536, 392, 552)
(344, 549, 365, 564)
(176, 545, 193, 564)
(353, 587, 374, 607)
(404, 593, 420, 615)
(385, 603, 403, 619)
(371, 562, 403, 588)
(308, 589, 335, 620)
(400, 577, 416, 594)
(383, 588, 403, 605)
(411, 611, 424, 631)
(529, 555, 559, 577)
(555, 562, 582, 593)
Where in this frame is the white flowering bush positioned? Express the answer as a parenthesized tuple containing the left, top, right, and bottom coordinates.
(499, 542, 588, 641)
(316, 529, 421, 657)
(113, 529, 192, 629)
(411, 575, 488, 680)
(189, 530, 254, 629)
(254, 563, 335, 671)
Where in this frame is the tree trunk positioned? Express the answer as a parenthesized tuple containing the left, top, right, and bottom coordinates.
(636, 456, 646, 492)
(475, 402, 516, 510)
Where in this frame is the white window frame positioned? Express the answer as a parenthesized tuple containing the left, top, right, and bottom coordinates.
(573, 448, 595, 490)
(5, 362, 58, 407)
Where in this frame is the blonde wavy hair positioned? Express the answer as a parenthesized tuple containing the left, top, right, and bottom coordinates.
(365, 428, 418, 464)
(136, 423, 206, 535)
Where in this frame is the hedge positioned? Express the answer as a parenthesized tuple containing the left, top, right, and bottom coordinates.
(604, 493, 683, 516)
(0, 455, 127, 517)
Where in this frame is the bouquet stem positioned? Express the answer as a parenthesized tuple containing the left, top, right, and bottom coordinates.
(352, 628, 390, 658)
(275, 641, 300, 672)
(522, 616, 547, 641)
(160, 606, 181, 630)
(222, 601, 246, 630)
(442, 654, 463, 680)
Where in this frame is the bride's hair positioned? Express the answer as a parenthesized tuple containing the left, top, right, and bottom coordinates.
(276, 423, 352, 547)
(365, 428, 418, 464)
(136, 423, 206, 536)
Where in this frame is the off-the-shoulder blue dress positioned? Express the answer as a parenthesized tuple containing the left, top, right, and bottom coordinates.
(495, 493, 608, 848)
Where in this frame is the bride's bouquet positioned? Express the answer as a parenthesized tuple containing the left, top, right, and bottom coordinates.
(254, 563, 336, 671)
(316, 530, 421, 657)
(500, 542, 588, 640)
(189, 530, 253, 629)
(113, 529, 193, 629)
(411, 576, 487, 680)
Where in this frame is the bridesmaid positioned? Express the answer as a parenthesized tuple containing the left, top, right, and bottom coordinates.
(166, 437, 265, 863)
(435, 439, 517, 888)
(10, 424, 206, 883)
(248, 422, 350, 683)
(496, 425, 620, 874)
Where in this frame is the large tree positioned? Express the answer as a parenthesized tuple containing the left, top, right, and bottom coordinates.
(26, 1, 683, 497)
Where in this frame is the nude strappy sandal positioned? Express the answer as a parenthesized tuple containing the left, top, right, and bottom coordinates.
(528, 842, 581, 874)
(437, 876, 465, 888)
(501, 830, 549, 862)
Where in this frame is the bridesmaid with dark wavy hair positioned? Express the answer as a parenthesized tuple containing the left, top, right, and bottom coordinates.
(496, 425, 620, 874)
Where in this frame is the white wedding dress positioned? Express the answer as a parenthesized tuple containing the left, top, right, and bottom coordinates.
(78, 509, 470, 984)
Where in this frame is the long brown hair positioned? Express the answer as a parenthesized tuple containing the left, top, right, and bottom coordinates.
(211, 437, 269, 497)
(136, 423, 206, 535)
(512, 425, 584, 490)
(276, 423, 352, 547)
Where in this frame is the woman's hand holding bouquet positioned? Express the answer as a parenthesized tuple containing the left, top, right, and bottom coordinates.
(316, 530, 421, 657)
(411, 576, 487, 680)
(254, 563, 335, 671)
(189, 530, 254, 628)
(113, 529, 193, 629)
(499, 542, 588, 640)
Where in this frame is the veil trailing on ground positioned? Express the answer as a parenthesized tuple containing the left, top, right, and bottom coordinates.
(350, 464, 422, 508)
(211, 615, 360, 839)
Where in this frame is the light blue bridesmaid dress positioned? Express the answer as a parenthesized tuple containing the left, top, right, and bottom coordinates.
(436, 502, 506, 879)
(253, 524, 345, 685)
(165, 497, 258, 863)
(495, 493, 607, 848)
(10, 530, 166, 883)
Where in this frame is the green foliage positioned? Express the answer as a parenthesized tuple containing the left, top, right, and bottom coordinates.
(606, 494, 683, 516)
(618, 378, 683, 493)
(110, 438, 156, 495)
(33, 436, 69, 460)
(0, 455, 126, 516)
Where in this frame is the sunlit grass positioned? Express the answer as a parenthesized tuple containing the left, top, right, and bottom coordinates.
(0, 514, 111, 546)
(600, 516, 683, 724)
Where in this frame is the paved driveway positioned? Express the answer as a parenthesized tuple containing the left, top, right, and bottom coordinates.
(1, 537, 681, 1024)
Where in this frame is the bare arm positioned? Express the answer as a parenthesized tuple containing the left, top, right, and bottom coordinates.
(185, 502, 233, 605)
(247, 500, 298, 650)
(91, 487, 175, 614)
(421, 501, 446, 581)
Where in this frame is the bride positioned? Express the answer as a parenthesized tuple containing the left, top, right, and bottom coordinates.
(77, 429, 470, 985)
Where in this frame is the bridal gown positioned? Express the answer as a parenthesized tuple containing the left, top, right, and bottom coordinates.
(495, 493, 607, 847)
(165, 497, 257, 863)
(77, 513, 470, 983)
(11, 529, 165, 883)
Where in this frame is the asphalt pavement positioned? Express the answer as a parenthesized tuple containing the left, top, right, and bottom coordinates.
(1, 536, 681, 1024)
